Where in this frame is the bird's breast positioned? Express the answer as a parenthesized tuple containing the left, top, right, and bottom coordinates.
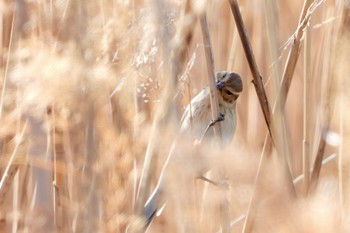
(180, 87, 236, 146)
(219, 107, 236, 145)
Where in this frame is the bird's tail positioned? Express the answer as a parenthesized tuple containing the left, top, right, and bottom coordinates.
(142, 142, 177, 228)
(143, 184, 160, 227)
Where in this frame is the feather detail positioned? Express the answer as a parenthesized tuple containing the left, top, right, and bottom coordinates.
(180, 87, 236, 145)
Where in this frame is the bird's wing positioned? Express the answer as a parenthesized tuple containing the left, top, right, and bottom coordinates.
(180, 88, 211, 139)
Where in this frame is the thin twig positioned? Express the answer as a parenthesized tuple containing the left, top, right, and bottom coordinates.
(216, 215, 246, 233)
(308, 128, 327, 193)
(294, 153, 337, 185)
(277, 0, 316, 109)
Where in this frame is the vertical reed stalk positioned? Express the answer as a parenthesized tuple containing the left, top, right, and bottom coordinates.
(302, 26, 311, 194)
(200, 12, 229, 233)
(228, 0, 274, 139)
(200, 14, 222, 139)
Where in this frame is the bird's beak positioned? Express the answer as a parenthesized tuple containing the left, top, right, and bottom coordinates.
(216, 81, 224, 90)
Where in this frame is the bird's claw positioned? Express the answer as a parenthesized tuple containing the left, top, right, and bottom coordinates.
(200, 113, 225, 143)
(217, 113, 225, 122)
(209, 113, 225, 127)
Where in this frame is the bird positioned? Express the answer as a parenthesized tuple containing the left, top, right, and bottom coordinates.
(143, 71, 243, 227)
(180, 71, 243, 145)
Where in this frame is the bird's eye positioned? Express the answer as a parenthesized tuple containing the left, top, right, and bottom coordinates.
(225, 90, 233, 96)
(222, 73, 227, 78)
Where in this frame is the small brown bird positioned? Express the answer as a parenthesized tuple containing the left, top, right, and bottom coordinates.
(143, 71, 243, 227)
(180, 71, 243, 145)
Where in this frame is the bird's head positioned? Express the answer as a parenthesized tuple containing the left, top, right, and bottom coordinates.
(216, 71, 243, 107)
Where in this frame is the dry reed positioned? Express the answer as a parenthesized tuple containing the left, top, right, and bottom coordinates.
(0, 0, 349, 232)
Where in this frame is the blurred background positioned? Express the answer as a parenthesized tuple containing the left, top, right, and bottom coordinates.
(0, 0, 349, 232)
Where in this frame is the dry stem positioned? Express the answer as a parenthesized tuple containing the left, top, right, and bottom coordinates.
(228, 0, 273, 139)
(233, 0, 322, 231)
(200, 12, 230, 233)
(200, 14, 222, 139)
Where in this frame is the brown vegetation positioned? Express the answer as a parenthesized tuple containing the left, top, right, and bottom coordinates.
(0, 0, 349, 232)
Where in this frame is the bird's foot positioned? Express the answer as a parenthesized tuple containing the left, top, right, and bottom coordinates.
(209, 113, 225, 128)
(200, 113, 225, 143)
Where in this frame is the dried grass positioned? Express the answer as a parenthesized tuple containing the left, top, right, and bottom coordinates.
(0, 0, 349, 232)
